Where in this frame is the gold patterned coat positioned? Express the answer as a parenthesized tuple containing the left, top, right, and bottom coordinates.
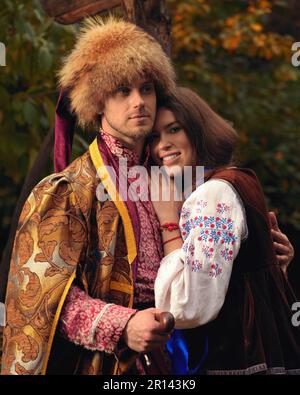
(1, 139, 138, 375)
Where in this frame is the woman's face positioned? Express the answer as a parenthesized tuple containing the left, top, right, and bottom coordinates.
(150, 107, 197, 173)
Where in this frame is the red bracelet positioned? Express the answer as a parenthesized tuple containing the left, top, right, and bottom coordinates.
(163, 235, 182, 246)
(159, 222, 179, 232)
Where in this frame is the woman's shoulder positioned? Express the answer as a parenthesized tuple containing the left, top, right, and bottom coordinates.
(183, 166, 266, 217)
(182, 177, 238, 211)
(180, 177, 248, 240)
(206, 166, 260, 186)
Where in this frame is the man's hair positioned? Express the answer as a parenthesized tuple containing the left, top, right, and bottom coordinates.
(58, 16, 176, 128)
(159, 87, 239, 168)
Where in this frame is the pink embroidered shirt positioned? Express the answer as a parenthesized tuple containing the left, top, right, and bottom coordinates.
(59, 132, 163, 354)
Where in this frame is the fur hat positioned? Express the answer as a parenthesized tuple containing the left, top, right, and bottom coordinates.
(58, 16, 176, 128)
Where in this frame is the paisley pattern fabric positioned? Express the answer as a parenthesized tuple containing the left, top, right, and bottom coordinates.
(2, 171, 87, 375)
(1, 142, 136, 375)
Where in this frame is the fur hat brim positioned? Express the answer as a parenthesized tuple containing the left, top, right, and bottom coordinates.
(58, 16, 176, 128)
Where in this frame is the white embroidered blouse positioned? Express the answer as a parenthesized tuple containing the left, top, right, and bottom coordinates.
(154, 179, 248, 329)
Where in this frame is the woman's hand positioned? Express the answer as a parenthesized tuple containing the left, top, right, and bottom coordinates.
(269, 212, 294, 276)
(150, 175, 183, 223)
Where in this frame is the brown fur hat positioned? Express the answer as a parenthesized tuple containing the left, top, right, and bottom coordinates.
(58, 16, 176, 128)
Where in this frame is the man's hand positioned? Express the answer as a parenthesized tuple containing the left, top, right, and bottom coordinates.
(122, 308, 172, 353)
(269, 211, 294, 276)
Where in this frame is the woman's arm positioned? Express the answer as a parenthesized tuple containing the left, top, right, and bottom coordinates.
(154, 179, 247, 329)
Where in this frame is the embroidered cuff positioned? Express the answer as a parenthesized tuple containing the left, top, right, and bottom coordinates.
(59, 285, 136, 354)
(93, 303, 136, 354)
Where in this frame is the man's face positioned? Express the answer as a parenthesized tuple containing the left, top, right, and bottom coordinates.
(101, 76, 157, 147)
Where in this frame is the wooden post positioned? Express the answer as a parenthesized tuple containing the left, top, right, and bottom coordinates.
(121, 0, 172, 55)
(40, 0, 122, 24)
(39, 1, 172, 54)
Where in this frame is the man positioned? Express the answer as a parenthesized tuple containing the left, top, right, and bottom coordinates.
(1, 16, 176, 375)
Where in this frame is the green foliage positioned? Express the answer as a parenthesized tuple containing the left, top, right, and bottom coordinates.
(0, 0, 76, 248)
(168, 0, 300, 229)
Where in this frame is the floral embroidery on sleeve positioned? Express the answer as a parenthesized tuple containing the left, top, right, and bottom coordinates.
(181, 215, 237, 246)
(220, 247, 234, 261)
(202, 245, 214, 258)
(181, 206, 191, 219)
(155, 179, 246, 328)
(216, 202, 231, 214)
(179, 196, 241, 279)
(209, 263, 222, 277)
(60, 285, 136, 354)
(196, 200, 208, 212)
(185, 256, 203, 272)
(188, 243, 195, 256)
(192, 260, 203, 272)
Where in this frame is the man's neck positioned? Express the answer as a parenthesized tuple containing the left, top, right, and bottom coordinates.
(100, 127, 145, 162)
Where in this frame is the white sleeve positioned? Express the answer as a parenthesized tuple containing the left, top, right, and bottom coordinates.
(154, 179, 247, 329)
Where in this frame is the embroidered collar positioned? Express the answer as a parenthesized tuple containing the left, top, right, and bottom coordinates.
(100, 130, 150, 167)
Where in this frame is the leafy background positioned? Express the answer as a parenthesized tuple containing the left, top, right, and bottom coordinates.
(0, 0, 299, 291)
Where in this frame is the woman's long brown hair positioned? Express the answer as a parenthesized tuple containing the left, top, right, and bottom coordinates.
(159, 87, 239, 168)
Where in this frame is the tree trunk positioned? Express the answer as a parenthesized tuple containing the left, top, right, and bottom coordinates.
(121, 0, 171, 56)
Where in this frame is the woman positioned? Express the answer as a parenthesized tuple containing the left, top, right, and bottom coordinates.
(150, 87, 299, 375)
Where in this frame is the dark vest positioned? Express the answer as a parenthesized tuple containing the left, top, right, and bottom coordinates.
(183, 168, 300, 375)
